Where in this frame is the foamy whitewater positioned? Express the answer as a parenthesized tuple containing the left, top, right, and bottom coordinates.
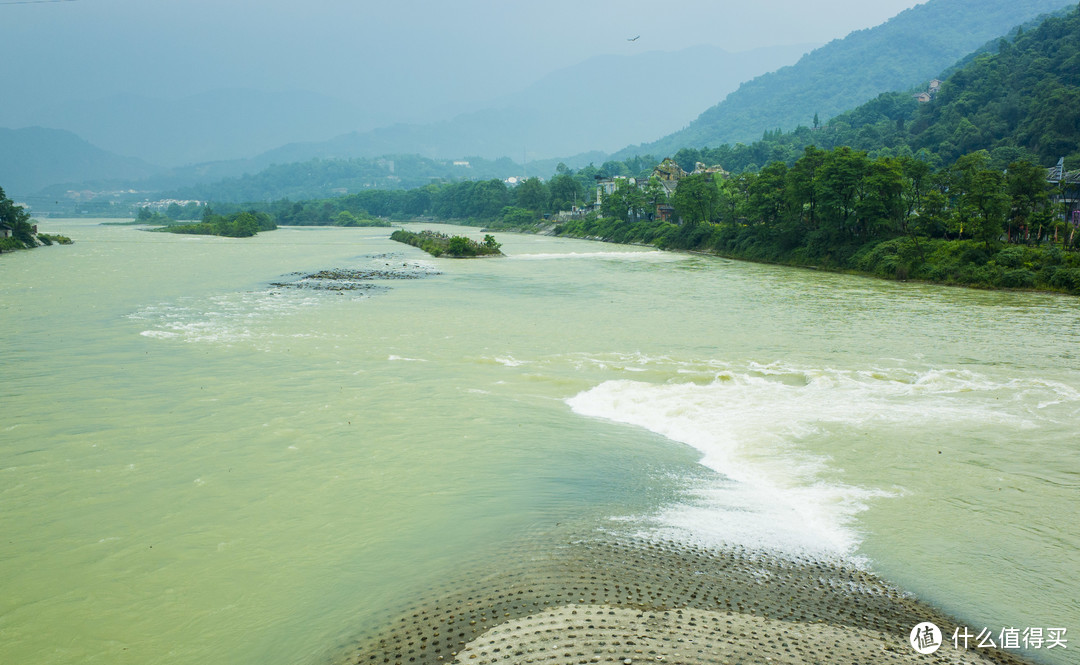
(567, 361, 1074, 562)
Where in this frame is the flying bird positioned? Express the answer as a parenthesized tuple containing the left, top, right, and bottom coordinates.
(628, 35, 640, 42)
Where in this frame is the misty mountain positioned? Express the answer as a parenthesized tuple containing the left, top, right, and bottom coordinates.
(613, 0, 1075, 160)
(0, 127, 159, 198)
(6, 89, 385, 167)
(242, 43, 818, 167)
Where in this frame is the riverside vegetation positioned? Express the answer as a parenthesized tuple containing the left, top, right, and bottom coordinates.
(0, 186, 71, 252)
(153, 209, 277, 238)
(390, 229, 503, 258)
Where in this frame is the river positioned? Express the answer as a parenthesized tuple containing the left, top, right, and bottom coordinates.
(1, 220, 1077, 664)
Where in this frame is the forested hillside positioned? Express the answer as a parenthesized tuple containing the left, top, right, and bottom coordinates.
(664, 3, 1080, 175)
(615, 0, 1073, 160)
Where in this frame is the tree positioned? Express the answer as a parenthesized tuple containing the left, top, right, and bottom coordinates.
(947, 152, 1009, 246)
(231, 212, 260, 237)
(785, 146, 827, 229)
(514, 177, 549, 213)
(1006, 160, 1052, 242)
(1, 186, 36, 247)
(746, 162, 788, 226)
(857, 157, 905, 237)
(600, 179, 647, 222)
(446, 236, 475, 256)
(549, 173, 584, 212)
(816, 147, 870, 239)
(672, 173, 720, 226)
(336, 211, 361, 227)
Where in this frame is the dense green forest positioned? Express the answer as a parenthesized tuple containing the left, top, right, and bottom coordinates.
(615, 0, 1073, 160)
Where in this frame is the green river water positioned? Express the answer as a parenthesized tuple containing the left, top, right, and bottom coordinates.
(1, 220, 1077, 665)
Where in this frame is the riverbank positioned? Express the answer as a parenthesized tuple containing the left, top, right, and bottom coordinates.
(333, 526, 1034, 665)
(466, 216, 1080, 296)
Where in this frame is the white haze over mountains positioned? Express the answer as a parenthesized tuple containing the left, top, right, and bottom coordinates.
(2, 0, 923, 169)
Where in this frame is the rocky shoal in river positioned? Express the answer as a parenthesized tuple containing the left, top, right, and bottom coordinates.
(270, 255, 442, 292)
(325, 526, 1034, 665)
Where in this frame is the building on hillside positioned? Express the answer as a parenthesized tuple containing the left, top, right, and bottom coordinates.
(691, 162, 730, 179)
(594, 175, 636, 205)
(914, 79, 942, 104)
(588, 156, 730, 225)
(652, 158, 687, 182)
(0, 222, 11, 239)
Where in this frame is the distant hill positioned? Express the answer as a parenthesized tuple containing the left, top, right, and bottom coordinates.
(664, 3, 1080, 176)
(614, 0, 1075, 160)
(244, 43, 817, 166)
(163, 155, 525, 204)
(9, 89, 380, 167)
(0, 127, 159, 198)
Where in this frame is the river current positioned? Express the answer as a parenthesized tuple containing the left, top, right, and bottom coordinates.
(1, 221, 1077, 665)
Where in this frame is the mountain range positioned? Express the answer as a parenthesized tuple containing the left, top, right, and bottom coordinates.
(613, 0, 1074, 160)
(0, 42, 813, 200)
(7, 89, 385, 168)
(3, 0, 1076, 205)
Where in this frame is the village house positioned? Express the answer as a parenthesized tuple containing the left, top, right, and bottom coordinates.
(593, 175, 637, 205)
(914, 79, 942, 103)
(0, 222, 12, 239)
(588, 157, 729, 224)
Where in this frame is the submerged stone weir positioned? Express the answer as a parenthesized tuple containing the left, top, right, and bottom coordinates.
(328, 527, 1032, 665)
(269, 256, 442, 292)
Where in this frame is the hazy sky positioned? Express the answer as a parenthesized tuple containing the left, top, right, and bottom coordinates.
(4, 0, 925, 115)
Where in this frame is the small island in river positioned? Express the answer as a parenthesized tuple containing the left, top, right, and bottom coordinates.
(391, 229, 503, 258)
